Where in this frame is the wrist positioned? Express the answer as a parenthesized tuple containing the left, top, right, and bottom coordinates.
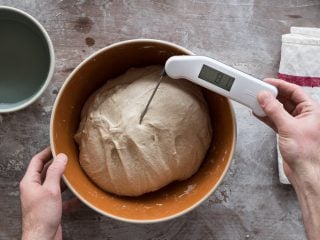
(286, 161, 320, 239)
(285, 160, 320, 194)
(290, 174, 320, 196)
(22, 225, 56, 240)
(293, 181, 320, 240)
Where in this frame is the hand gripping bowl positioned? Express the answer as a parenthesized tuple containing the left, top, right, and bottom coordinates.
(50, 39, 236, 223)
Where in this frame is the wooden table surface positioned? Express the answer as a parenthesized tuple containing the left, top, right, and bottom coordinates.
(1, 1, 319, 239)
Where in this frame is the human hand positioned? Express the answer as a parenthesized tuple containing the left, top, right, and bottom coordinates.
(257, 78, 320, 239)
(257, 78, 320, 188)
(20, 147, 68, 240)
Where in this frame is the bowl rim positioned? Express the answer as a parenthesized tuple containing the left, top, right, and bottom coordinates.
(50, 38, 237, 224)
(0, 6, 55, 113)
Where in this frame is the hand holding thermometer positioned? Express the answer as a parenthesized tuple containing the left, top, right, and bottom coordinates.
(165, 55, 278, 117)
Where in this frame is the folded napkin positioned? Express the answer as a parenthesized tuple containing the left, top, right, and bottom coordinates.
(277, 27, 320, 184)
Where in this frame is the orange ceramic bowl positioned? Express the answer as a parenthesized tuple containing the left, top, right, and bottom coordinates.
(50, 39, 236, 223)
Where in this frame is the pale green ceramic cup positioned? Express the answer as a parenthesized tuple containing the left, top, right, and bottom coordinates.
(0, 6, 54, 113)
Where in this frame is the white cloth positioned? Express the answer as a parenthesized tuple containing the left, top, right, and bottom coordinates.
(279, 27, 320, 78)
(277, 27, 320, 184)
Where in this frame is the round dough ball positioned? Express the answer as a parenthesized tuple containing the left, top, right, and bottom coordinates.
(75, 65, 212, 196)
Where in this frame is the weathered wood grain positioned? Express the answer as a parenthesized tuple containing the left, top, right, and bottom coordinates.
(1, 0, 319, 239)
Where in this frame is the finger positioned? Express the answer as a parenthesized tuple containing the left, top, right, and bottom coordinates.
(23, 147, 52, 184)
(257, 91, 293, 130)
(292, 100, 315, 117)
(41, 159, 53, 184)
(276, 95, 296, 114)
(63, 198, 82, 214)
(44, 153, 68, 191)
(254, 114, 277, 132)
(264, 78, 311, 105)
(54, 224, 63, 240)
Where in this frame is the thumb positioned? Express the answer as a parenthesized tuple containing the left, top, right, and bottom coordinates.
(257, 91, 292, 129)
(44, 153, 68, 190)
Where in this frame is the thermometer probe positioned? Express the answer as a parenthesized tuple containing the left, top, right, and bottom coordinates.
(139, 55, 278, 123)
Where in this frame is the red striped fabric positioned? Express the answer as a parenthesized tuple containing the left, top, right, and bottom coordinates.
(278, 73, 320, 87)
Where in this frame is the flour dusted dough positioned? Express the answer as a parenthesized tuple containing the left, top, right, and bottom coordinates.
(75, 65, 212, 196)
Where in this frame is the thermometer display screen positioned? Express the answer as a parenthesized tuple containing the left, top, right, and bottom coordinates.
(198, 64, 235, 91)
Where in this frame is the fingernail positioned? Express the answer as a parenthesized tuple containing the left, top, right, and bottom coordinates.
(258, 91, 273, 105)
(56, 153, 68, 164)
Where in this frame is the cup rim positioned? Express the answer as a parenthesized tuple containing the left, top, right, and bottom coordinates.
(50, 39, 237, 223)
(0, 6, 55, 113)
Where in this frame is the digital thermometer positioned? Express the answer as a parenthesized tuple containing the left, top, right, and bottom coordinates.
(165, 55, 278, 117)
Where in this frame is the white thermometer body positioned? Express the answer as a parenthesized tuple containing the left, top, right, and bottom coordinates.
(165, 55, 278, 117)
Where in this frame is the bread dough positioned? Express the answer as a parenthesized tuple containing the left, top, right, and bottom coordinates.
(75, 65, 212, 196)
